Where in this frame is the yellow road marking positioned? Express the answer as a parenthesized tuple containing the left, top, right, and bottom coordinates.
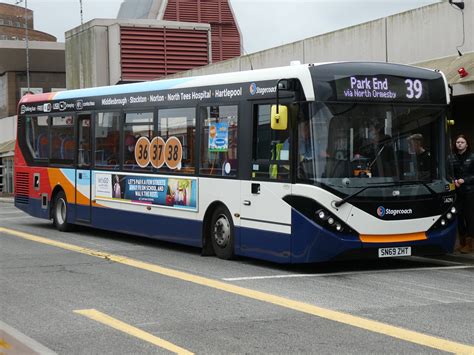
(0, 338, 11, 349)
(74, 309, 193, 355)
(2, 226, 474, 354)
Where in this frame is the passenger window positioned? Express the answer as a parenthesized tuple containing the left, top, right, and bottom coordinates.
(123, 112, 153, 171)
(252, 104, 290, 180)
(200, 105, 238, 177)
(95, 112, 120, 170)
(50, 115, 75, 164)
(25, 115, 49, 160)
(158, 107, 195, 174)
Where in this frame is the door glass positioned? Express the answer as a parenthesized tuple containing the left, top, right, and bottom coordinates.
(78, 116, 91, 168)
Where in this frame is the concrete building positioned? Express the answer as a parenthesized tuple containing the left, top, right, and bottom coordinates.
(65, 19, 211, 88)
(0, 2, 65, 194)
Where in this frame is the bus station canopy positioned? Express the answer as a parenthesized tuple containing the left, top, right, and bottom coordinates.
(0, 140, 15, 158)
(0, 40, 65, 73)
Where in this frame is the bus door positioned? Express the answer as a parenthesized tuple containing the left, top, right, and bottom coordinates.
(75, 114, 92, 223)
(240, 103, 293, 262)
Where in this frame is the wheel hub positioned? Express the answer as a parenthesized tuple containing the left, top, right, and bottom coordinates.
(56, 198, 66, 225)
(213, 215, 230, 247)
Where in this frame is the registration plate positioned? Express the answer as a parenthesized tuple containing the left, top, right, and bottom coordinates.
(378, 247, 411, 258)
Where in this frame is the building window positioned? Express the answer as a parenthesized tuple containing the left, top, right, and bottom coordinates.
(200, 105, 238, 177)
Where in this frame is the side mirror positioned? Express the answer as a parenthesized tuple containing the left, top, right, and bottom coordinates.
(271, 105, 288, 130)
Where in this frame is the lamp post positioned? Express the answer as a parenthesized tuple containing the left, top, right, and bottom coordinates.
(80, 0, 83, 25)
(24, 0, 30, 92)
(16, 0, 30, 92)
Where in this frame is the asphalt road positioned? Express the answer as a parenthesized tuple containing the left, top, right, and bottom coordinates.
(1, 202, 473, 354)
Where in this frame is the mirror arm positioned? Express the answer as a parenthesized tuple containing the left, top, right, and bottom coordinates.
(276, 79, 283, 114)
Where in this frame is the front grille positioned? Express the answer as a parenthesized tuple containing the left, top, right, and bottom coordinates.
(15, 172, 29, 205)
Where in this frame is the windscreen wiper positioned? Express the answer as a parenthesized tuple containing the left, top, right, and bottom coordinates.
(334, 186, 369, 208)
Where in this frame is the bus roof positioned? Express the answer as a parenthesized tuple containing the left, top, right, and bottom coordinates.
(19, 62, 320, 104)
(18, 61, 445, 106)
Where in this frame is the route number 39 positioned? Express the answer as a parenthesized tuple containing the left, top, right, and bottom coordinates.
(405, 79, 423, 99)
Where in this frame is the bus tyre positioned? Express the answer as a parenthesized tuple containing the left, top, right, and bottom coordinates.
(210, 205, 235, 260)
(53, 191, 71, 232)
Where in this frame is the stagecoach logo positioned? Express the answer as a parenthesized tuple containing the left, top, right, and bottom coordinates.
(249, 82, 277, 96)
(377, 206, 386, 217)
(249, 82, 257, 95)
(377, 206, 413, 217)
(20, 104, 35, 114)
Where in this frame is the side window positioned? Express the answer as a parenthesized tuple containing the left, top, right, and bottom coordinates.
(200, 105, 238, 176)
(158, 107, 195, 174)
(95, 112, 120, 170)
(252, 104, 290, 180)
(50, 115, 75, 164)
(123, 111, 153, 171)
(25, 115, 49, 160)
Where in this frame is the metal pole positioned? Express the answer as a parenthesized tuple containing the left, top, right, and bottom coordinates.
(80, 0, 83, 24)
(24, 0, 30, 92)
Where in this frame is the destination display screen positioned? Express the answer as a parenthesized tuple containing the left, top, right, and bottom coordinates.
(310, 63, 448, 105)
(335, 75, 430, 102)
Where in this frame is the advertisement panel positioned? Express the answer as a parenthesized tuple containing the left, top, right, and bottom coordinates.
(95, 173, 197, 211)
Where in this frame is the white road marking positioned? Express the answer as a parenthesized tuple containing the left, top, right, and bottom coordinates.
(222, 265, 473, 281)
(0, 211, 26, 215)
(0, 216, 36, 221)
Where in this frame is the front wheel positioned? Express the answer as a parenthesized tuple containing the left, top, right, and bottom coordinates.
(53, 191, 72, 232)
(210, 205, 235, 260)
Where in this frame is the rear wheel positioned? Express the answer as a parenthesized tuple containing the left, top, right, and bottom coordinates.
(210, 205, 235, 260)
(53, 191, 71, 232)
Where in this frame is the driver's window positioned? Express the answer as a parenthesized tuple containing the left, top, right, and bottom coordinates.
(252, 104, 289, 180)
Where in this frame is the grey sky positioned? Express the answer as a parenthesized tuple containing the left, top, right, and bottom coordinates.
(6, 0, 440, 54)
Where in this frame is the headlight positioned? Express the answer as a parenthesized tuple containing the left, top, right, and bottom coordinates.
(317, 210, 326, 219)
(313, 209, 349, 233)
